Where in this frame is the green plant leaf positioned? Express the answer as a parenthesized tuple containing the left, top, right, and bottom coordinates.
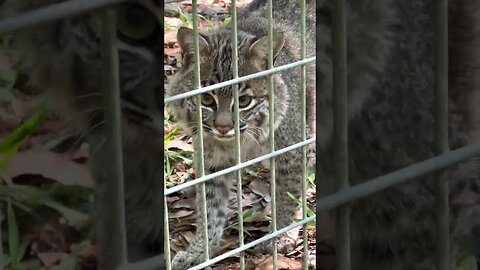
(164, 126, 180, 143)
(287, 192, 315, 217)
(7, 199, 19, 265)
(16, 259, 42, 269)
(47, 185, 93, 202)
(0, 109, 47, 153)
(0, 254, 12, 269)
(307, 173, 316, 187)
(456, 256, 478, 270)
(0, 109, 47, 173)
(43, 200, 89, 228)
(0, 185, 51, 202)
(52, 241, 90, 270)
(0, 185, 89, 228)
(16, 240, 30, 263)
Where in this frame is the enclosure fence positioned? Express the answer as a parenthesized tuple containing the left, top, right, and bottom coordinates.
(1, 0, 479, 270)
(163, 0, 315, 269)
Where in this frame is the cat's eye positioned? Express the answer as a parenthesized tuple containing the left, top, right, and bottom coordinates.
(201, 94, 215, 107)
(117, 3, 157, 40)
(238, 95, 253, 108)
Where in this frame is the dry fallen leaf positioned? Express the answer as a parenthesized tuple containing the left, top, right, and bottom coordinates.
(249, 179, 271, 202)
(166, 139, 194, 152)
(0, 52, 11, 70)
(38, 252, 68, 267)
(2, 151, 93, 186)
(179, 230, 196, 244)
(164, 31, 178, 46)
(165, 17, 184, 29)
(170, 209, 194, 218)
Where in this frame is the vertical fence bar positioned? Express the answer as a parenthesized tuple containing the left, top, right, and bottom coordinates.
(299, 0, 308, 268)
(99, 8, 127, 268)
(230, 1, 245, 270)
(434, 0, 449, 269)
(164, 200, 172, 270)
(266, 0, 278, 269)
(332, 0, 351, 269)
(191, 0, 210, 263)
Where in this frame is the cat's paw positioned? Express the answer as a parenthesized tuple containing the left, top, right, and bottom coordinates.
(171, 250, 213, 270)
(171, 251, 196, 270)
(253, 233, 298, 254)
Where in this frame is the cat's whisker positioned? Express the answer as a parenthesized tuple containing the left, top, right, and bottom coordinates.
(73, 93, 103, 100)
(67, 118, 105, 153)
(54, 107, 105, 131)
(90, 138, 107, 157)
(245, 130, 261, 145)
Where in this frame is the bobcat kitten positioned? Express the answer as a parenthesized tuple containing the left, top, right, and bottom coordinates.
(2, 1, 165, 268)
(170, 0, 480, 269)
(166, 0, 316, 268)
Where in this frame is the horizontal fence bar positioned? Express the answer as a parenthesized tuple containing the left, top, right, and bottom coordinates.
(317, 142, 480, 212)
(0, 0, 127, 35)
(164, 57, 316, 103)
(118, 215, 316, 270)
(165, 138, 315, 195)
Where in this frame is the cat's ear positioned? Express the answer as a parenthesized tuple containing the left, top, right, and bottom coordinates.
(177, 27, 210, 66)
(248, 31, 285, 66)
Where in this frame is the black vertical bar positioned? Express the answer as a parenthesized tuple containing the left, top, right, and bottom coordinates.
(98, 8, 128, 269)
(160, 0, 167, 268)
(434, 0, 449, 269)
(332, 0, 350, 269)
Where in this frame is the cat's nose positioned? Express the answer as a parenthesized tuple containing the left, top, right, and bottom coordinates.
(215, 125, 232, 135)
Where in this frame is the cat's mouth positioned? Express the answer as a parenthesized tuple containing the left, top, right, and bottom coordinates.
(204, 125, 248, 141)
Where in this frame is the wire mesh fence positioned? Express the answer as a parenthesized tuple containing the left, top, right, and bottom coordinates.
(1, 0, 480, 269)
(163, 1, 315, 269)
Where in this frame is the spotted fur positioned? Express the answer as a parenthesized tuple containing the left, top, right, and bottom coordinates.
(166, 0, 318, 269)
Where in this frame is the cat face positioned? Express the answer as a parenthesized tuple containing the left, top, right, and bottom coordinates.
(167, 27, 286, 142)
(3, 0, 164, 139)
(112, 0, 164, 135)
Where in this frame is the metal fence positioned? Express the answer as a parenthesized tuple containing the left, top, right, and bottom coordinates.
(163, 0, 315, 270)
(2, 0, 480, 269)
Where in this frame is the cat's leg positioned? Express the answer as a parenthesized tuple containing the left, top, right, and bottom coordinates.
(256, 149, 304, 253)
(171, 176, 230, 270)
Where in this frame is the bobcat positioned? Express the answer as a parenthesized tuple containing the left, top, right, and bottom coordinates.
(166, 0, 316, 268)
(1, 0, 164, 269)
(169, 0, 480, 269)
